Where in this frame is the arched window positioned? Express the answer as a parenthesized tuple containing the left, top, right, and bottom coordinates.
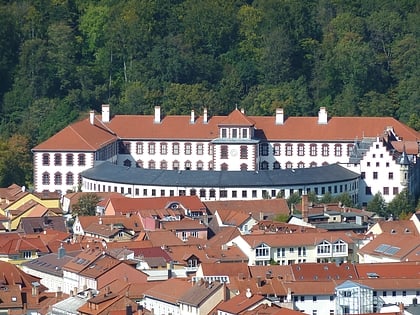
(78, 154, 86, 166)
(136, 160, 143, 168)
(273, 161, 281, 169)
(148, 160, 156, 169)
(54, 172, 62, 185)
(240, 163, 248, 171)
(54, 154, 62, 166)
(322, 162, 329, 166)
(173, 160, 180, 170)
(221, 163, 228, 171)
(209, 189, 216, 198)
(66, 154, 73, 166)
(190, 189, 197, 196)
(196, 160, 204, 170)
(66, 172, 74, 185)
(42, 172, 50, 185)
(285, 161, 293, 169)
(42, 154, 50, 166)
(160, 160, 167, 169)
(298, 161, 305, 168)
(123, 159, 131, 167)
(199, 189, 206, 198)
(260, 161, 269, 170)
(185, 160, 191, 170)
(310, 162, 317, 167)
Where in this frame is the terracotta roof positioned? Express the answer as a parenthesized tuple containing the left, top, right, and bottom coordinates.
(206, 226, 242, 248)
(249, 265, 294, 282)
(145, 230, 184, 246)
(241, 304, 301, 315)
(63, 247, 104, 273)
(371, 220, 419, 235)
(142, 278, 192, 304)
(216, 209, 252, 226)
(199, 262, 251, 278)
(205, 199, 290, 219)
(0, 235, 50, 255)
(161, 217, 208, 231)
(358, 233, 420, 261)
(32, 115, 117, 151)
(219, 108, 255, 126)
(78, 254, 121, 279)
(77, 215, 143, 233)
(165, 244, 218, 265)
(217, 292, 265, 313)
(252, 221, 320, 234)
(64, 192, 124, 209)
(391, 140, 419, 155)
(286, 280, 337, 295)
(291, 262, 358, 282)
(355, 261, 420, 279)
(132, 247, 172, 263)
(178, 280, 224, 307)
(18, 216, 67, 234)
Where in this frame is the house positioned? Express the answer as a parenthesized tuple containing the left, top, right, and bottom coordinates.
(61, 191, 124, 215)
(160, 217, 208, 240)
(213, 209, 258, 234)
(61, 247, 148, 294)
(0, 232, 51, 263)
(32, 105, 420, 205)
(0, 260, 66, 315)
(17, 215, 68, 234)
(227, 231, 353, 265)
(215, 291, 272, 315)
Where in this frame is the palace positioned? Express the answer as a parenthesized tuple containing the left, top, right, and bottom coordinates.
(32, 105, 420, 205)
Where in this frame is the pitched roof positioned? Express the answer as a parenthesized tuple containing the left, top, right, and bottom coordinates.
(77, 215, 143, 232)
(358, 233, 420, 261)
(32, 115, 117, 151)
(142, 278, 192, 304)
(199, 262, 251, 278)
(216, 291, 265, 313)
(291, 262, 358, 282)
(355, 261, 420, 279)
(219, 108, 255, 126)
(371, 220, 419, 235)
(178, 280, 224, 307)
(216, 209, 253, 226)
(161, 217, 208, 231)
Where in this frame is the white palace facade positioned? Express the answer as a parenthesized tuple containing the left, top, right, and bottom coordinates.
(32, 104, 420, 206)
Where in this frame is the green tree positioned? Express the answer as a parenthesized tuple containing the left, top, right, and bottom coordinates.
(387, 189, 414, 219)
(366, 192, 387, 218)
(72, 193, 101, 217)
(333, 192, 353, 207)
(287, 192, 301, 211)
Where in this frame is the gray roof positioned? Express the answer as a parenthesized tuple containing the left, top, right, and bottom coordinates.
(21, 253, 74, 277)
(81, 162, 359, 188)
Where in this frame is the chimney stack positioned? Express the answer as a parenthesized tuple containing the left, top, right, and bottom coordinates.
(318, 107, 328, 124)
(154, 106, 161, 124)
(203, 108, 208, 124)
(275, 108, 284, 125)
(102, 104, 110, 123)
(302, 194, 309, 223)
(89, 110, 95, 125)
(190, 110, 195, 124)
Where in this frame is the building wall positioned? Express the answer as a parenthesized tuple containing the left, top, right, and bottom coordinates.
(293, 295, 335, 315)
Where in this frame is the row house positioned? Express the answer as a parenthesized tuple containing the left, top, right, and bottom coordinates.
(227, 232, 353, 266)
(32, 104, 420, 206)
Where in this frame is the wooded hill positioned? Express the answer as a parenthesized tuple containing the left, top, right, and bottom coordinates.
(0, 0, 418, 188)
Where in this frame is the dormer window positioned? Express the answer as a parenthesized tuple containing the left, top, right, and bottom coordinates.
(242, 128, 248, 138)
(232, 128, 238, 138)
(221, 128, 227, 138)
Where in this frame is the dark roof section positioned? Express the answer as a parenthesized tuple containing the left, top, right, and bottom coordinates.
(81, 162, 360, 188)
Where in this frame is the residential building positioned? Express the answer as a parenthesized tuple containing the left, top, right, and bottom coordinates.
(32, 105, 420, 205)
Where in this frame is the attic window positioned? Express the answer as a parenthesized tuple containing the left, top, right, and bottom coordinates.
(11, 296, 17, 302)
(391, 229, 396, 234)
(404, 228, 410, 233)
(367, 272, 379, 278)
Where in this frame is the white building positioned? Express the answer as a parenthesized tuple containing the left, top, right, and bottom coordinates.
(32, 104, 420, 206)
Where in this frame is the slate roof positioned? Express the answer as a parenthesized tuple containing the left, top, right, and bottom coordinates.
(82, 162, 360, 187)
(21, 252, 74, 277)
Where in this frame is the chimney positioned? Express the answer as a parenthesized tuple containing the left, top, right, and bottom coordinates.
(256, 276, 262, 287)
(302, 194, 309, 223)
(154, 106, 161, 124)
(275, 108, 284, 125)
(241, 108, 245, 114)
(318, 107, 328, 124)
(58, 243, 66, 259)
(102, 104, 110, 123)
(190, 110, 195, 124)
(203, 108, 208, 124)
(126, 304, 133, 315)
(399, 302, 404, 315)
(89, 110, 95, 125)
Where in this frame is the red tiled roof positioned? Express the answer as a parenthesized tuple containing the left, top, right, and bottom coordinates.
(219, 108, 255, 126)
(291, 262, 358, 282)
(143, 278, 192, 304)
(77, 215, 143, 232)
(355, 261, 420, 279)
(161, 217, 208, 231)
(371, 220, 419, 235)
(217, 292, 265, 313)
(32, 115, 117, 151)
(205, 199, 290, 218)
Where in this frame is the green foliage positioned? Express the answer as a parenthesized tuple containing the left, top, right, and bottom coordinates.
(72, 193, 101, 217)
(387, 189, 415, 219)
(366, 192, 387, 217)
(287, 192, 301, 210)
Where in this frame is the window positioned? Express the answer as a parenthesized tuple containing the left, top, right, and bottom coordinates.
(240, 163, 248, 171)
(200, 189, 206, 198)
(185, 143, 192, 155)
(260, 143, 269, 156)
(273, 144, 281, 156)
(242, 190, 247, 198)
(66, 154, 73, 166)
(173, 160, 179, 170)
(376, 162, 380, 167)
(221, 128, 227, 138)
(310, 144, 317, 156)
(232, 191, 237, 198)
(220, 190, 228, 198)
(367, 162, 371, 167)
(383, 187, 389, 195)
(221, 163, 228, 171)
(240, 146, 248, 159)
(42, 154, 50, 166)
(273, 161, 281, 169)
(54, 154, 62, 166)
(136, 142, 143, 154)
(232, 128, 238, 138)
(260, 161, 269, 170)
(388, 172, 393, 180)
(334, 240, 346, 253)
(185, 160, 191, 170)
(322, 144, 329, 157)
(285, 161, 293, 169)
(255, 244, 269, 257)
(313, 296, 317, 302)
(242, 128, 248, 138)
(373, 172, 378, 179)
(148, 160, 155, 169)
(297, 144, 305, 156)
(173, 143, 180, 155)
(136, 160, 143, 168)
(317, 241, 331, 254)
(197, 161, 204, 170)
(160, 143, 167, 155)
(148, 143, 155, 155)
(393, 187, 399, 195)
(310, 162, 317, 167)
(335, 144, 342, 157)
(361, 172, 365, 179)
(252, 190, 257, 198)
(66, 173, 74, 185)
(78, 154, 86, 166)
(298, 247, 306, 256)
(210, 189, 216, 198)
(54, 172, 62, 185)
(298, 161, 304, 168)
(286, 144, 293, 156)
(123, 159, 131, 167)
(197, 143, 204, 155)
(208, 161, 214, 170)
(221, 145, 228, 159)
(160, 160, 167, 169)
(366, 187, 372, 195)
(42, 172, 50, 185)
(277, 248, 286, 257)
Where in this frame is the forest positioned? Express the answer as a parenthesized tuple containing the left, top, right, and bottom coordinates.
(0, 0, 418, 195)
